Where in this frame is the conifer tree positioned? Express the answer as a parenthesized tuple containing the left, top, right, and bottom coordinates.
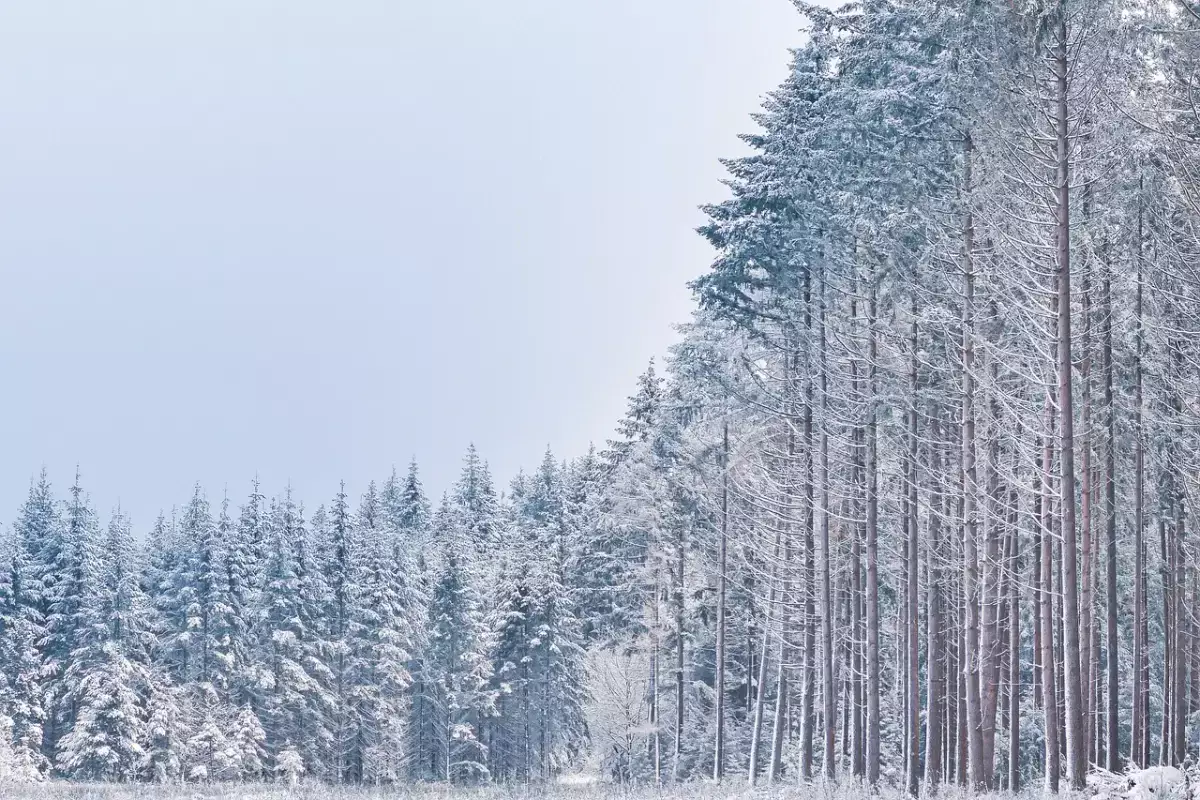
(453, 446, 500, 555)
(0, 549, 46, 779)
(56, 509, 150, 781)
(424, 550, 494, 783)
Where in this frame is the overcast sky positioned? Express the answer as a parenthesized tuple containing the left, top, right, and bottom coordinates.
(0, 0, 802, 528)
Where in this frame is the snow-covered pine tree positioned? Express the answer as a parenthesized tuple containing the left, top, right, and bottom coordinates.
(289, 497, 334, 779)
(320, 482, 357, 783)
(602, 362, 663, 471)
(339, 482, 415, 784)
(13, 470, 57, 629)
(141, 675, 185, 783)
(179, 486, 229, 695)
(255, 489, 332, 777)
(42, 471, 102, 770)
(529, 545, 589, 778)
(0, 546, 46, 779)
(55, 508, 150, 781)
(185, 711, 235, 782)
(486, 551, 535, 781)
(229, 702, 267, 780)
(453, 445, 500, 556)
(216, 494, 256, 713)
(424, 549, 494, 783)
(397, 460, 432, 536)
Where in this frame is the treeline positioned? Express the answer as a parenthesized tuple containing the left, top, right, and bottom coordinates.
(0, 448, 603, 784)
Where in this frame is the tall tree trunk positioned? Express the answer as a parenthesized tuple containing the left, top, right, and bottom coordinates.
(1161, 517, 1172, 766)
(926, 410, 945, 794)
(713, 421, 729, 782)
(748, 534, 781, 786)
(770, 475, 794, 783)
(1041, 405, 1061, 792)
(865, 269, 881, 787)
(800, 464, 816, 781)
(1132, 192, 1148, 768)
(1053, 12, 1086, 788)
(1102, 247, 1120, 771)
(905, 314, 920, 797)
(852, 524, 865, 778)
(674, 524, 685, 779)
(1080, 248, 1094, 769)
(961, 133, 986, 792)
(819, 264, 836, 781)
(651, 575, 662, 785)
(1008, 493, 1021, 792)
(801, 269, 817, 781)
(980, 343, 1002, 788)
(1172, 376, 1187, 766)
(769, 632, 788, 784)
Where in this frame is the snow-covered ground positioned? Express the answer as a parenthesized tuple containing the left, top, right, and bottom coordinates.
(0, 781, 877, 800)
(5, 768, 1192, 800)
(0, 783, 1044, 800)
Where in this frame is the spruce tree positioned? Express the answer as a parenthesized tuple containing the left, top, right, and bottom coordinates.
(56, 509, 150, 781)
(424, 550, 494, 783)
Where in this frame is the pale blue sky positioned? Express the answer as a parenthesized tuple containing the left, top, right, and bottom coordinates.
(0, 0, 801, 526)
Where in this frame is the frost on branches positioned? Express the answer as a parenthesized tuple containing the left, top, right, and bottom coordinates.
(7, 0, 1200, 794)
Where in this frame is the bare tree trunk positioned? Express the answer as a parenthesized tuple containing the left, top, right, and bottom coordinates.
(819, 264, 836, 782)
(651, 575, 662, 785)
(1034, 467, 1044, 717)
(865, 271, 881, 788)
(905, 314, 920, 797)
(1008, 495, 1021, 792)
(748, 534, 781, 786)
(1172, 411, 1187, 765)
(1161, 517, 1172, 767)
(849, 276, 866, 781)
(926, 410, 944, 794)
(852, 525, 865, 778)
(1080, 251, 1094, 769)
(1041, 406, 1061, 792)
(770, 446, 795, 787)
(769, 631, 788, 784)
(1052, 13, 1086, 787)
(1102, 247, 1120, 771)
(980, 345, 1002, 789)
(674, 524, 685, 780)
(801, 271, 817, 781)
(961, 133, 986, 792)
(1132, 197, 1147, 767)
(713, 421, 729, 782)
(958, 500, 970, 787)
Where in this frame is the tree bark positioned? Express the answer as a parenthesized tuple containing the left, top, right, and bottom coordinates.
(1041, 406, 1061, 792)
(1006, 489, 1020, 791)
(905, 314, 920, 797)
(925, 410, 944, 794)
(961, 132, 986, 793)
(1132, 193, 1148, 768)
(1052, 12, 1086, 787)
(747, 533, 781, 786)
(819, 263, 836, 781)
(1102, 246, 1120, 772)
(713, 420, 729, 782)
(865, 270, 881, 788)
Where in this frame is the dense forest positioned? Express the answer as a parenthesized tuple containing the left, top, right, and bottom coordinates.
(5, 0, 1200, 792)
